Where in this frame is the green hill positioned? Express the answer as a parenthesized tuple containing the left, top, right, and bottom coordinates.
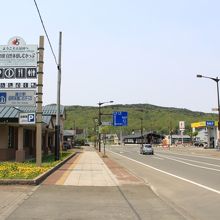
(64, 104, 217, 136)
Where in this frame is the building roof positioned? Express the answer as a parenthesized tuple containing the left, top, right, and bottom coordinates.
(0, 104, 65, 125)
(123, 132, 165, 139)
(63, 130, 74, 136)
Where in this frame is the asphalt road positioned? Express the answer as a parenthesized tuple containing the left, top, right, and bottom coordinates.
(106, 145, 220, 220)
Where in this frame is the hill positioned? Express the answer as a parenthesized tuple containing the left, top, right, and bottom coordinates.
(64, 104, 217, 136)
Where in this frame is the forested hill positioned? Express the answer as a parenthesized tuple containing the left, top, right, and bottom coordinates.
(64, 104, 217, 135)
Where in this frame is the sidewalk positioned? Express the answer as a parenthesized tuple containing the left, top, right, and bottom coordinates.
(43, 147, 144, 186)
(2, 147, 186, 220)
(57, 151, 118, 186)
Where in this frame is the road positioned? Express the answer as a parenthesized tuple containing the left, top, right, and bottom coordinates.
(106, 145, 220, 220)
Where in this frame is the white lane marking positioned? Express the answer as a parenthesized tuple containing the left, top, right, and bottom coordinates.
(152, 156, 164, 160)
(108, 150, 220, 195)
(155, 150, 220, 161)
(155, 154, 220, 172)
(156, 153, 220, 168)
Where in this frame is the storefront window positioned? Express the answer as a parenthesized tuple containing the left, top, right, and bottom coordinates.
(8, 126, 15, 148)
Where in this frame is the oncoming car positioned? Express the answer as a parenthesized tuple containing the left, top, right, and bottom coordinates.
(140, 144, 154, 155)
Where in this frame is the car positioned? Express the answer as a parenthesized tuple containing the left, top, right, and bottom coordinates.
(194, 141, 208, 147)
(140, 144, 154, 155)
(63, 142, 71, 150)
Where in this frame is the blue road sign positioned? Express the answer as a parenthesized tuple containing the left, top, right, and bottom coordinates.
(113, 111, 128, 126)
(206, 121, 215, 127)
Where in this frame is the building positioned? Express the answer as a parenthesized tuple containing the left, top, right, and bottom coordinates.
(191, 120, 218, 148)
(166, 134, 191, 145)
(0, 104, 65, 162)
(123, 132, 164, 145)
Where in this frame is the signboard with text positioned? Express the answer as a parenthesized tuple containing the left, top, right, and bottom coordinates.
(19, 112, 36, 125)
(179, 121, 185, 131)
(113, 111, 128, 126)
(0, 90, 36, 106)
(0, 36, 38, 91)
(206, 121, 215, 127)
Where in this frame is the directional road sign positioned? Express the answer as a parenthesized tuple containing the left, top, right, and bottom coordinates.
(113, 111, 128, 126)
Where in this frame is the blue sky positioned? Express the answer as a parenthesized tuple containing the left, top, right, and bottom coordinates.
(1, 0, 220, 112)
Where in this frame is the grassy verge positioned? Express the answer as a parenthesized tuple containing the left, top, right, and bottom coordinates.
(0, 152, 72, 180)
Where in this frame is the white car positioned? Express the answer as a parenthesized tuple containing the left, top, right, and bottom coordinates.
(140, 144, 154, 155)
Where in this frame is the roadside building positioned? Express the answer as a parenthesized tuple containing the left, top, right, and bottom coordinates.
(191, 120, 218, 148)
(104, 134, 119, 145)
(0, 104, 65, 162)
(166, 134, 191, 145)
(123, 132, 164, 145)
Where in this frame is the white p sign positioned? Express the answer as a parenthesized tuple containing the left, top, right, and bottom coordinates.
(19, 112, 36, 124)
(28, 113, 35, 123)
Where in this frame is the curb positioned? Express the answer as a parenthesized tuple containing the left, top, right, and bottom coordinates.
(0, 152, 77, 185)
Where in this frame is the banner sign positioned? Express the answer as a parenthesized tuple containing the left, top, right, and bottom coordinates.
(0, 90, 36, 106)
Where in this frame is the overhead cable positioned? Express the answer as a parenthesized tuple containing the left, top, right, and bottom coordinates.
(33, 0, 58, 67)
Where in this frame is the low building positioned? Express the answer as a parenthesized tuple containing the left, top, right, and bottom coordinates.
(0, 104, 65, 162)
(123, 132, 164, 145)
(191, 120, 218, 148)
(167, 134, 191, 145)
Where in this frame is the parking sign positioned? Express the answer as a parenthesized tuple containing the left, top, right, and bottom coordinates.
(19, 112, 36, 125)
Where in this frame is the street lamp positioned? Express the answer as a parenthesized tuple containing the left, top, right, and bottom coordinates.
(98, 101, 114, 152)
(196, 74, 220, 148)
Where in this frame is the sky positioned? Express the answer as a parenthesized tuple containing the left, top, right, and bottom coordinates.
(1, 0, 220, 113)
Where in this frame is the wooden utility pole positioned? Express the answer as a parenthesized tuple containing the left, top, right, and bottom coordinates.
(36, 36, 44, 166)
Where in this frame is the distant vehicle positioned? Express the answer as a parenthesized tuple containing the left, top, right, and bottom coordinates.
(84, 143, 90, 146)
(63, 142, 71, 150)
(140, 144, 154, 155)
(194, 141, 208, 147)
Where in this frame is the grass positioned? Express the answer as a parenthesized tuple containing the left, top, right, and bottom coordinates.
(0, 152, 72, 180)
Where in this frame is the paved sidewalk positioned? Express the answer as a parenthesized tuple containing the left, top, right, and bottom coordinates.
(60, 151, 119, 186)
(5, 147, 186, 220)
(43, 147, 143, 186)
(0, 185, 37, 220)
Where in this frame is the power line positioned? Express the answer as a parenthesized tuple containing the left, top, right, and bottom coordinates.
(33, 0, 58, 67)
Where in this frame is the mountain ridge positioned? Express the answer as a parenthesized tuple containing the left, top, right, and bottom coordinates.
(64, 103, 217, 135)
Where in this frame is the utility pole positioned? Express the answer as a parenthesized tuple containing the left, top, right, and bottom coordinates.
(98, 103, 102, 152)
(98, 101, 114, 152)
(55, 32, 62, 161)
(36, 36, 44, 166)
(140, 118, 143, 147)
